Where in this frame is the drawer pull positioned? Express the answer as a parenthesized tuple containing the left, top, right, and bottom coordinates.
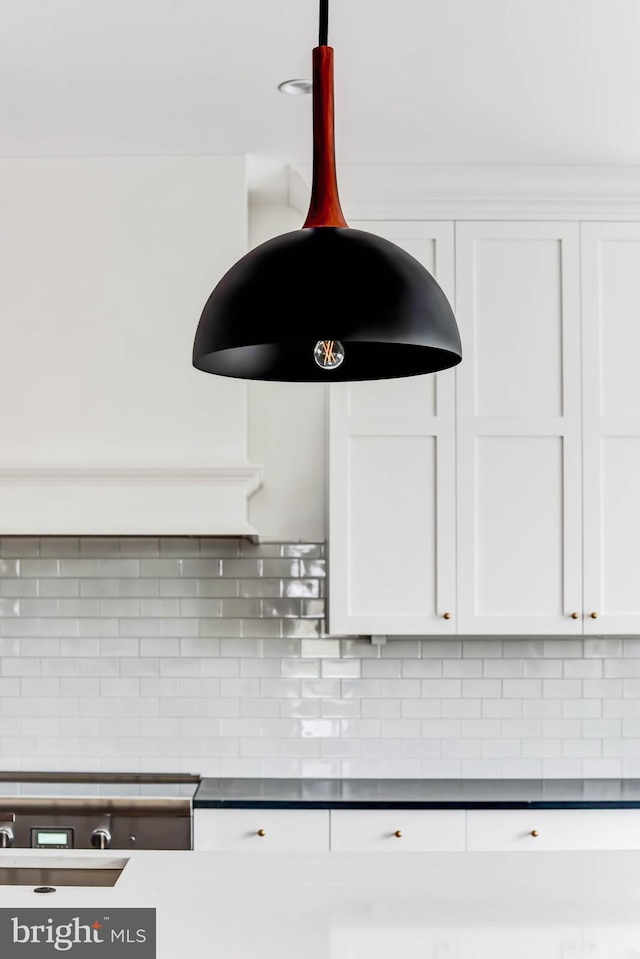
(530, 830, 539, 838)
(590, 611, 599, 619)
(256, 829, 266, 837)
(570, 612, 579, 619)
(393, 830, 403, 838)
(443, 612, 452, 620)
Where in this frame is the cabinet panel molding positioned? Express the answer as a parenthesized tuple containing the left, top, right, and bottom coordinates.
(456, 222, 582, 635)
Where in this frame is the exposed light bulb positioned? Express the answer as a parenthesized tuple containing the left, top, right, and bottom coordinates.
(314, 340, 345, 370)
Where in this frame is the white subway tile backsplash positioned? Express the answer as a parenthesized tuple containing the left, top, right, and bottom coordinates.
(4, 537, 640, 777)
(462, 640, 502, 659)
(563, 659, 603, 679)
(563, 700, 602, 719)
(584, 719, 622, 738)
(562, 739, 602, 758)
(381, 679, 421, 698)
(584, 758, 622, 777)
(523, 739, 562, 758)
(421, 679, 461, 698)
(461, 719, 502, 738)
(301, 678, 342, 699)
(280, 658, 320, 679)
(605, 659, 640, 677)
(542, 719, 581, 738)
(482, 700, 522, 718)
(321, 698, 360, 719)
(100, 678, 139, 697)
(401, 660, 442, 678)
(79, 658, 119, 677)
(501, 719, 541, 738)
(402, 700, 444, 718)
(544, 639, 582, 658)
(584, 678, 623, 698)
(585, 638, 623, 658)
(363, 659, 402, 678)
(381, 640, 421, 659)
(321, 659, 360, 679)
(502, 639, 543, 659)
(443, 659, 482, 678)
(421, 719, 461, 738)
(482, 739, 522, 758)
(422, 640, 461, 659)
(542, 759, 584, 777)
(483, 660, 523, 678)
(219, 678, 260, 698)
(21, 678, 60, 696)
(2, 658, 41, 676)
(503, 679, 542, 699)
(501, 759, 543, 779)
(462, 679, 502, 699)
(543, 679, 583, 698)
(523, 660, 562, 678)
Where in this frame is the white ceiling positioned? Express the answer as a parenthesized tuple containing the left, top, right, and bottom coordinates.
(2, 0, 640, 166)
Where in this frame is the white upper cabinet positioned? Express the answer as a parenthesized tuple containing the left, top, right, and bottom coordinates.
(582, 223, 640, 634)
(328, 222, 456, 635)
(329, 211, 640, 637)
(455, 222, 583, 635)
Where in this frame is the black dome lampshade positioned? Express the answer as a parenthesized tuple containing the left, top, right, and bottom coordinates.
(192, 1, 462, 383)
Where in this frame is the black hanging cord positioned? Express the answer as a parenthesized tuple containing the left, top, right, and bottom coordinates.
(319, 0, 329, 45)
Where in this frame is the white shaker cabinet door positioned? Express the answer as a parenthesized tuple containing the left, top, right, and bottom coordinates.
(456, 222, 583, 634)
(329, 222, 457, 635)
(582, 223, 640, 634)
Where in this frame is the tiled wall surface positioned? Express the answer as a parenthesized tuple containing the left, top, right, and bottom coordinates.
(0, 537, 639, 778)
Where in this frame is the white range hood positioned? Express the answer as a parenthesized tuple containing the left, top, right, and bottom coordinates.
(0, 465, 261, 538)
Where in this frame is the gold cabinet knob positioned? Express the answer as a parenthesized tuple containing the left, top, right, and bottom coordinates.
(570, 612, 579, 619)
(530, 830, 539, 838)
(443, 612, 452, 620)
(590, 612, 599, 619)
(393, 830, 403, 838)
(256, 829, 266, 837)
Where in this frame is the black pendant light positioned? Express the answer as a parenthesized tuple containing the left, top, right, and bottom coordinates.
(192, 0, 462, 382)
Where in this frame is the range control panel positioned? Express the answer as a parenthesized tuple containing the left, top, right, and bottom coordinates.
(31, 828, 74, 849)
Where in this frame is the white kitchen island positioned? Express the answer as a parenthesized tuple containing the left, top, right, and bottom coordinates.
(1, 848, 640, 958)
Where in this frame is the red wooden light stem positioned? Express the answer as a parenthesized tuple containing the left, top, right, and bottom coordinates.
(303, 46, 348, 229)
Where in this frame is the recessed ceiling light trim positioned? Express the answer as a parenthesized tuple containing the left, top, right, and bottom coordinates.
(278, 79, 313, 96)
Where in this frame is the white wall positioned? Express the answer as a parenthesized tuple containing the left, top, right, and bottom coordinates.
(0, 156, 248, 469)
(247, 202, 327, 542)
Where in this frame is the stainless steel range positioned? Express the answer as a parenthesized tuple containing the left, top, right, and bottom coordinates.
(0, 773, 199, 850)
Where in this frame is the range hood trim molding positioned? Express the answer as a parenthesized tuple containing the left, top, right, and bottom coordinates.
(0, 464, 262, 537)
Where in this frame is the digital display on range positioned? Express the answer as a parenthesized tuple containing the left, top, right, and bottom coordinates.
(31, 828, 73, 848)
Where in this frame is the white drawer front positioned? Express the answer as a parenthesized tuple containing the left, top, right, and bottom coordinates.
(330, 810, 466, 852)
(194, 809, 330, 852)
(467, 809, 640, 851)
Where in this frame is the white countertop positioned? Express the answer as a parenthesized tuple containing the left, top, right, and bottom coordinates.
(2, 848, 640, 958)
